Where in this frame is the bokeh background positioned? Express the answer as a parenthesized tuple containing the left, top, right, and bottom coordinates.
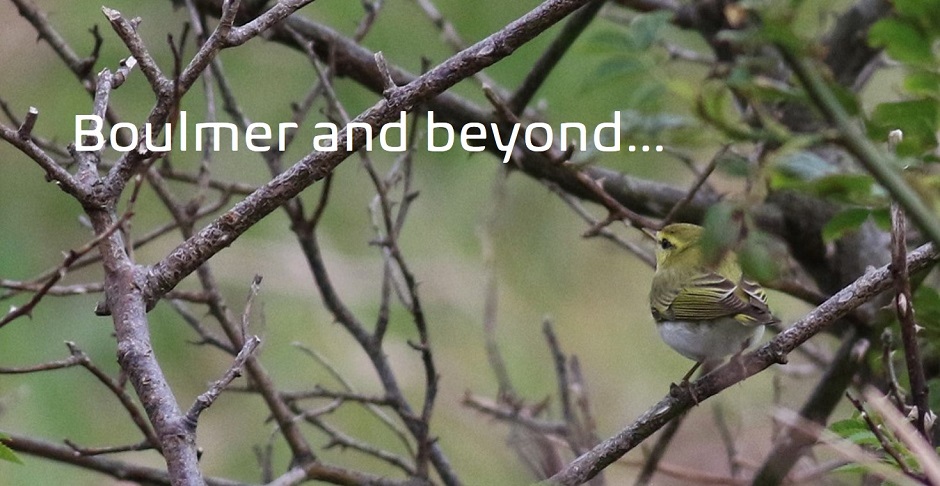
(0, 0, 885, 484)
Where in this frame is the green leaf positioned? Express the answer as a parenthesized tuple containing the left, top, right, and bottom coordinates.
(870, 207, 892, 231)
(829, 418, 881, 447)
(869, 18, 934, 66)
(904, 72, 940, 96)
(618, 110, 692, 134)
(829, 80, 863, 117)
(588, 12, 673, 53)
(770, 158, 885, 205)
(823, 208, 872, 243)
(755, 16, 806, 54)
(869, 100, 940, 156)
(701, 205, 741, 264)
(592, 57, 649, 81)
(798, 173, 882, 205)
(893, 0, 940, 37)
(717, 152, 751, 177)
(627, 11, 673, 50)
(697, 83, 758, 140)
(738, 231, 778, 282)
(0, 433, 22, 465)
(624, 82, 668, 111)
(774, 151, 841, 181)
(914, 286, 940, 338)
(830, 462, 869, 475)
(726, 66, 807, 104)
(587, 30, 636, 51)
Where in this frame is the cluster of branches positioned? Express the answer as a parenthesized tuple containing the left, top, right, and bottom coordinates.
(1, 0, 939, 485)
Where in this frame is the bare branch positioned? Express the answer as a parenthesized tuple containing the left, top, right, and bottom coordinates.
(64, 439, 154, 457)
(16, 106, 38, 138)
(544, 181, 655, 267)
(3, 433, 247, 486)
(0, 120, 87, 199)
(185, 335, 261, 427)
(661, 149, 721, 226)
(141, 0, 598, 309)
(481, 168, 516, 396)
(0, 212, 131, 328)
(463, 393, 569, 436)
(0, 354, 83, 374)
(374, 51, 398, 97)
(101, 8, 168, 94)
(10, 0, 98, 77)
(509, 0, 605, 113)
(292, 343, 415, 457)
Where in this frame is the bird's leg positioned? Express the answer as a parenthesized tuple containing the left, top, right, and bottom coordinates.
(731, 338, 753, 378)
(681, 361, 703, 384)
(669, 361, 702, 404)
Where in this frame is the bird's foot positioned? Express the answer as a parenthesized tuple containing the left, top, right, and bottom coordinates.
(669, 379, 700, 405)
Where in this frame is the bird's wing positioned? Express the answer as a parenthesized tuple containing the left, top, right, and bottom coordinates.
(738, 278, 778, 325)
(661, 273, 775, 326)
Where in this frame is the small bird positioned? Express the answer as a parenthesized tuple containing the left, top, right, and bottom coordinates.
(648, 223, 777, 385)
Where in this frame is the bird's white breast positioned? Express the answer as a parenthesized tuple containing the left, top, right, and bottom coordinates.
(656, 318, 764, 362)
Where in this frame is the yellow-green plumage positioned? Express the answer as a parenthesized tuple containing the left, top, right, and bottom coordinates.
(649, 223, 776, 364)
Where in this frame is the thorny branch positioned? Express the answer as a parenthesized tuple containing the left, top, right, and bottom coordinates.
(890, 203, 931, 442)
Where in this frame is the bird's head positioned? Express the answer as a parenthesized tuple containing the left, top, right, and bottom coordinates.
(653, 223, 704, 270)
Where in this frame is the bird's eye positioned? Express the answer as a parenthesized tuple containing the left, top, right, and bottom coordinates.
(659, 238, 674, 250)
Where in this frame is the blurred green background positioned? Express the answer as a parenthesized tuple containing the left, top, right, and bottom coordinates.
(0, 1, 852, 484)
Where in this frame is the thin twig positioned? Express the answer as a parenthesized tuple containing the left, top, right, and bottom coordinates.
(881, 330, 907, 411)
(481, 167, 516, 397)
(0, 212, 131, 328)
(845, 393, 916, 478)
(862, 387, 940, 484)
(712, 403, 740, 479)
(509, 0, 606, 113)
(3, 433, 247, 486)
(634, 412, 687, 486)
(544, 180, 655, 268)
(463, 393, 568, 436)
(292, 343, 415, 458)
(64, 439, 153, 457)
(185, 335, 261, 428)
(661, 148, 722, 225)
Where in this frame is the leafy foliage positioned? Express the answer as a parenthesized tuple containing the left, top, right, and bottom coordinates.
(867, 0, 940, 158)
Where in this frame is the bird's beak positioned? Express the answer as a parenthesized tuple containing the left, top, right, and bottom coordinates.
(641, 228, 657, 241)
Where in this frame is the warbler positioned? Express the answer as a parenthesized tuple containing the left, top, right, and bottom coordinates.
(648, 223, 777, 383)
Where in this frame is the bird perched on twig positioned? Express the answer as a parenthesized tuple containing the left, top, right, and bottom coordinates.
(647, 223, 778, 389)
